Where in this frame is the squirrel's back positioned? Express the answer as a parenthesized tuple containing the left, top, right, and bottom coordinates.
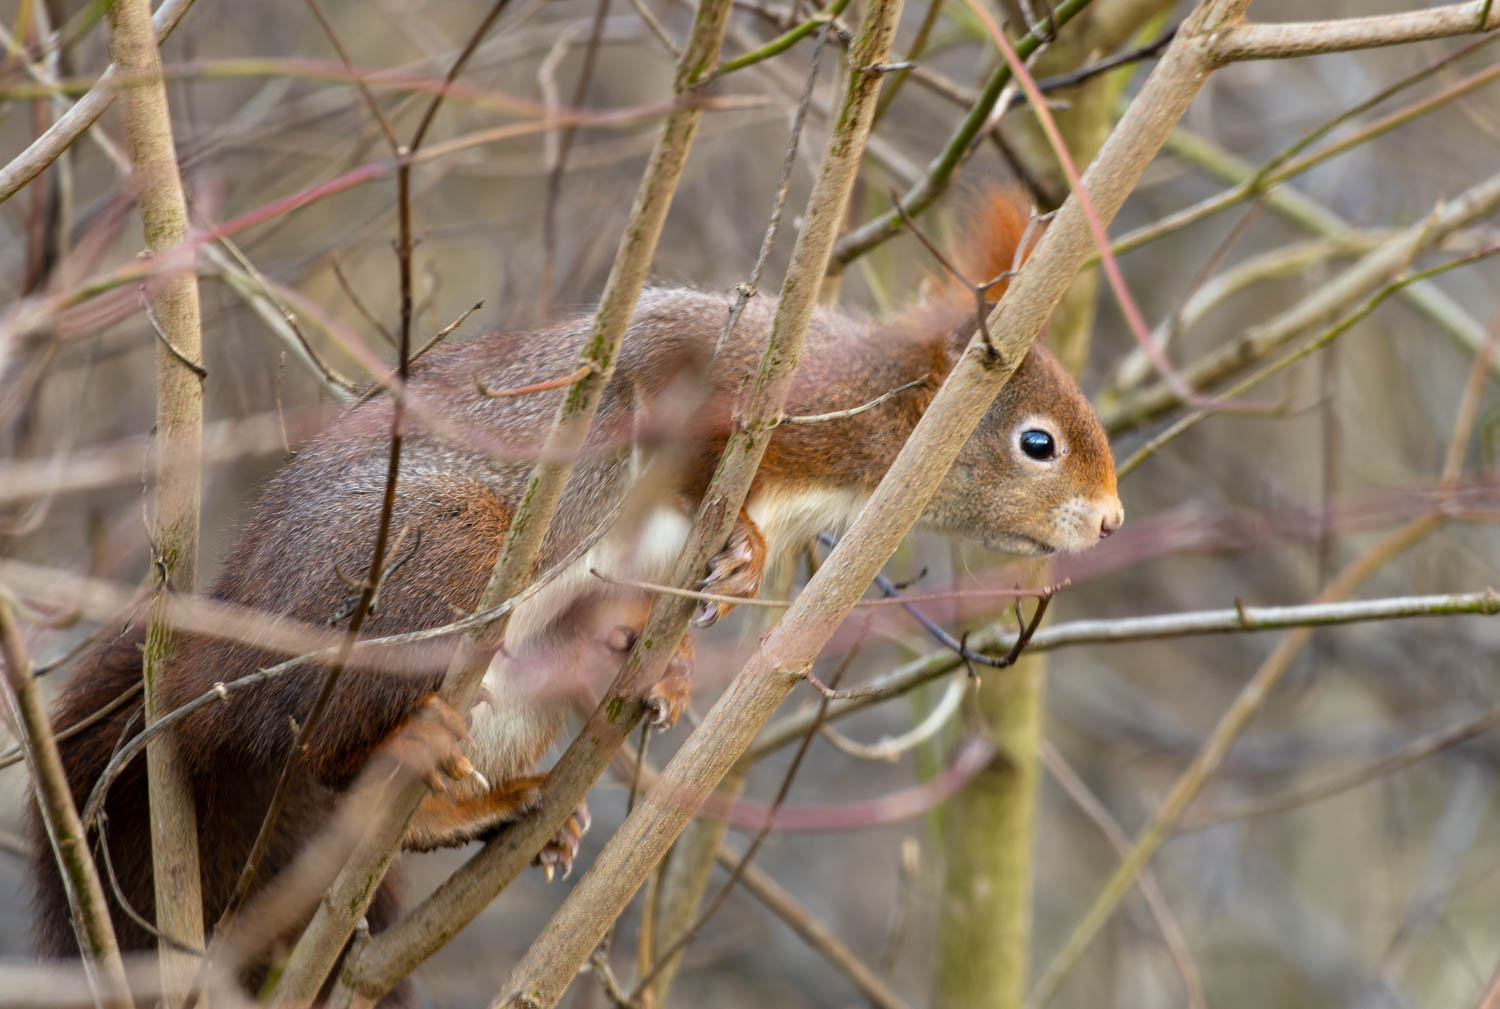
(27, 193, 1121, 991)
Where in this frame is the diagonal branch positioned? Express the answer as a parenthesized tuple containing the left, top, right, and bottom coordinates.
(492, 2, 1257, 1006)
(0, 0, 196, 205)
(269, 2, 736, 1005)
(0, 596, 132, 1008)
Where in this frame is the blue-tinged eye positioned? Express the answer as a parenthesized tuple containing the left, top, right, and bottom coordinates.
(1019, 429, 1055, 461)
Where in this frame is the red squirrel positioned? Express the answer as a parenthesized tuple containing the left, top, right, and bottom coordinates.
(28, 194, 1122, 997)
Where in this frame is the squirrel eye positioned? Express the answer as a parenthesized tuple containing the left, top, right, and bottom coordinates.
(1019, 429, 1056, 461)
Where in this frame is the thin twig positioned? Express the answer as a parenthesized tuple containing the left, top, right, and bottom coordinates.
(711, 0, 851, 77)
(589, 566, 1052, 612)
(627, 0, 680, 56)
(141, 294, 206, 380)
(477, 363, 595, 398)
(1026, 305, 1500, 1009)
(804, 594, 1049, 699)
(819, 670, 964, 762)
(541, 0, 610, 311)
(1041, 742, 1206, 1009)
(1110, 47, 1500, 261)
(1115, 245, 1500, 475)
(302, 0, 400, 150)
(0, 594, 132, 1007)
(828, 0, 1096, 271)
(750, 588, 1500, 759)
(778, 377, 925, 424)
(1103, 173, 1500, 433)
(329, 254, 397, 347)
(0, 0, 196, 204)
(710, 842, 910, 1009)
(289, 3, 737, 1003)
(1180, 700, 1500, 830)
(0, 682, 142, 772)
(632, 621, 868, 1000)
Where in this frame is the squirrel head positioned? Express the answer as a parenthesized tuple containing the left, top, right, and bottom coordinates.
(921, 343, 1123, 555)
(911, 190, 1123, 555)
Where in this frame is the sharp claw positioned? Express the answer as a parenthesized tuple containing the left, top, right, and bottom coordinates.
(577, 805, 592, 835)
(469, 768, 491, 791)
(650, 700, 678, 731)
(473, 685, 497, 712)
(542, 861, 555, 884)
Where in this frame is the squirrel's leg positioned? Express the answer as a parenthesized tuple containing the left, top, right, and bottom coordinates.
(391, 696, 593, 875)
(691, 506, 767, 628)
(599, 618, 694, 730)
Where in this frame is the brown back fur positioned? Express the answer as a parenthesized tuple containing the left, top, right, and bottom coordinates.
(28, 194, 1117, 999)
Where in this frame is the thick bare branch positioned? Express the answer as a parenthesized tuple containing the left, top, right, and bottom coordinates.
(104, 0, 209, 992)
(490, 2, 1254, 1006)
(1209, 3, 1500, 62)
(269, 3, 735, 1004)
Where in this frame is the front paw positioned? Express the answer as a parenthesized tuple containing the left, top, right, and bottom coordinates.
(603, 624, 693, 731)
(535, 800, 592, 882)
(405, 773, 545, 852)
(379, 693, 487, 794)
(645, 634, 693, 730)
(693, 508, 767, 627)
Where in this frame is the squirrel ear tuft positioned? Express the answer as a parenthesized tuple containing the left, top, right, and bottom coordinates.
(940, 188, 1038, 308)
(907, 189, 1042, 374)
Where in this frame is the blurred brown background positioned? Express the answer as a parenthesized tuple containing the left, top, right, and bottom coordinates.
(3, 0, 1500, 1006)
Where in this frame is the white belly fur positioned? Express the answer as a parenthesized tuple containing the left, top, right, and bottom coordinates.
(468, 485, 869, 777)
(746, 484, 871, 571)
(469, 504, 693, 777)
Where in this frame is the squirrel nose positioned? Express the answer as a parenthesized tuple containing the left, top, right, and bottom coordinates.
(1098, 499, 1124, 540)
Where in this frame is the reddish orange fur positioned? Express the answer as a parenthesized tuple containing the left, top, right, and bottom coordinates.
(945, 188, 1037, 306)
(28, 190, 1117, 1009)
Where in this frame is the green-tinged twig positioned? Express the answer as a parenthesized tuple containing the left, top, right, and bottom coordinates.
(1115, 245, 1500, 477)
(828, 0, 1097, 273)
(287, 3, 736, 1006)
(0, 0, 195, 204)
(712, 0, 851, 77)
(1102, 171, 1500, 433)
(1, 595, 132, 1008)
(104, 0, 209, 994)
(493, 3, 1249, 1005)
(1109, 47, 1500, 262)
